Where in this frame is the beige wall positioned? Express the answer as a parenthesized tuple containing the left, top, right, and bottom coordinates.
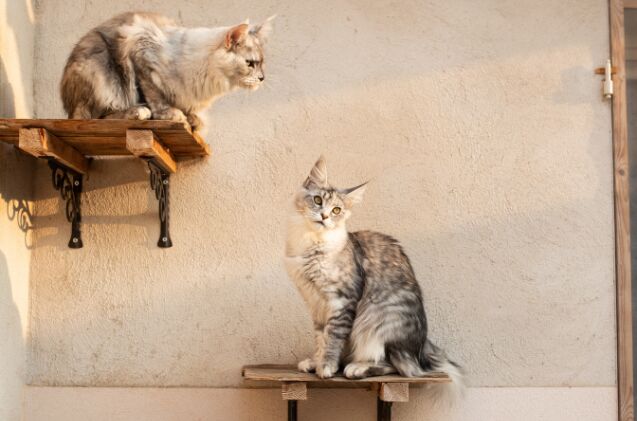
(0, 1, 35, 420)
(23, 386, 618, 421)
(21, 0, 617, 418)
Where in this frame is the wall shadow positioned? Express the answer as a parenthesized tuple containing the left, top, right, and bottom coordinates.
(0, 4, 36, 420)
(0, 0, 36, 247)
(0, 250, 26, 421)
(0, 144, 34, 248)
(29, 157, 167, 249)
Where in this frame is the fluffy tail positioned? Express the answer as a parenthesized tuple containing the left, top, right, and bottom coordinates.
(420, 339, 465, 406)
(424, 340, 464, 391)
(388, 339, 464, 405)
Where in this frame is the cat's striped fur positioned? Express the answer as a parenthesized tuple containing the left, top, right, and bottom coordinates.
(285, 157, 463, 388)
(60, 12, 274, 133)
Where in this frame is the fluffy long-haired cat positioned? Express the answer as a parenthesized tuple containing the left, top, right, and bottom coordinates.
(60, 12, 274, 132)
(285, 157, 463, 389)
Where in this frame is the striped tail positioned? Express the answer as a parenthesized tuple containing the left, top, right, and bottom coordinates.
(419, 339, 465, 404)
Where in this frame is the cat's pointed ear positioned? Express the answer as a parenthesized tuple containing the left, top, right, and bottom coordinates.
(252, 15, 276, 43)
(341, 182, 367, 206)
(303, 156, 328, 189)
(225, 22, 249, 50)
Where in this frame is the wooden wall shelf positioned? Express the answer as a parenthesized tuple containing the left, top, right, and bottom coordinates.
(243, 365, 451, 421)
(0, 119, 211, 248)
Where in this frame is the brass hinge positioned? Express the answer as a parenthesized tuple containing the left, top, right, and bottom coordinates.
(595, 59, 615, 99)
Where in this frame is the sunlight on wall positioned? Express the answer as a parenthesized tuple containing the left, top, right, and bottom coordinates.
(0, 1, 35, 420)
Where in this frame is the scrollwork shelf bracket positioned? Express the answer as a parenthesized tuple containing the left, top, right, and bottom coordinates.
(48, 160, 83, 248)
(147, 159, 172, 248)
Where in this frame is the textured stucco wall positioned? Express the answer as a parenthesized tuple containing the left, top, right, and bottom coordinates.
(29, 0, 615, 396)
(0, 1, 35, 420)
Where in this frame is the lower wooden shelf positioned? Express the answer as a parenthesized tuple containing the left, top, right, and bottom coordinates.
(242, 365, 451, 421)
(0, 118, 211, 248)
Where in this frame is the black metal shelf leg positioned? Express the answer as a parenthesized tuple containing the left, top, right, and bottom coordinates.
(148, 159, 172, 248)
(48, 160, 83, 248)
(377, 398, 392, 421)
(288, 400, 298, 421)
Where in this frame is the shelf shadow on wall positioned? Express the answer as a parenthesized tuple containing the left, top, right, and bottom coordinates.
(31, 157, 170, 249)
(0, 55, 35, 248)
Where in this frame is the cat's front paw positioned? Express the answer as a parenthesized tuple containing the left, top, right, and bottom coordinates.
(125, 106, 152, 120)
(186, 113, 203, 132)
(316, 360, 338, 379)
(297, 358, 316, 373)
(153, 107, 187, 123)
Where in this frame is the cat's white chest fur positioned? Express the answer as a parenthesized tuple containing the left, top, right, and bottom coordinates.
(285, 215, 348, 326)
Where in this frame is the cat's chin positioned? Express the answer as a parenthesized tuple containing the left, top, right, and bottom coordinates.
(239, 81, 262, 91)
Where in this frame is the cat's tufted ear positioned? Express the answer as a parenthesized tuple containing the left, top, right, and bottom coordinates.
(341, 182, 367, 206)
(303, 156, 328, 189)
(225, 22, 249, 49)
(252, 15, 276, 43)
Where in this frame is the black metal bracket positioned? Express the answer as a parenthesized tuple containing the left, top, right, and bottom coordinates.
(377, 398, 392, 421)
(48, 160, 83, 248)
(147, 159, 172, 248)
(288, 400, 297, 421)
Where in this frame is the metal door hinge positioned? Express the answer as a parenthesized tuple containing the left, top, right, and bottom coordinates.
(595, 59, 616, 99)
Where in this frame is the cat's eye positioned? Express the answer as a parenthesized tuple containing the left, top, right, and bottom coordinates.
(313, 196, 322, 205)
(246, 60, 257, 68)
(332, 207, 341, 215)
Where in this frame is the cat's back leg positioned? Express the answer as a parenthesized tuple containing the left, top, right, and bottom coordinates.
(61, 29, 134, 119)
(68, 105, 93, 119)
(61, 59, 100, 119)
(343, 361, 396, 379)
(387, 347, 426, 377)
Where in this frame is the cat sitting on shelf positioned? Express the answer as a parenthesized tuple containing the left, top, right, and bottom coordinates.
(60, 12, 274, 133)
(285, 157, 463, 399)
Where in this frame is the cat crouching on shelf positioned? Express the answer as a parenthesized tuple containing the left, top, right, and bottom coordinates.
(60, 12, 274, 133)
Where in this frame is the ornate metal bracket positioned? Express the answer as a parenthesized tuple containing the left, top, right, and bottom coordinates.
(48, 160, 83, 248)
(148, 159, 172, 248)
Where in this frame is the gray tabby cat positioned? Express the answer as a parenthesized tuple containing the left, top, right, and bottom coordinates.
(285, 157, 463, 387)
(61, 12, 274, 132)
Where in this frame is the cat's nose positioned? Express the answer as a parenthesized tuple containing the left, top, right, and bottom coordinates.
(321, 214, 329, 220)
(258, 75, 265, 82)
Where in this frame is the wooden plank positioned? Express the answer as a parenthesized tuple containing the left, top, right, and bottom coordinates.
(282, 382, 307, 401)
(242, 365, 450, 386)
(379, 383, 409, 402)
(626, 0, 637, 8)
(18, 128, 89, 174)
(126, 130, 177, 173)
(610, 1, 635, 421)
(0, 119, 210, 158)
(0, 118, 193, 134)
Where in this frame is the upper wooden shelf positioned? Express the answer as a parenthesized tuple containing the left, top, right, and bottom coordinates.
(0, 118, 211, 248)
(0, 118, 210, 160)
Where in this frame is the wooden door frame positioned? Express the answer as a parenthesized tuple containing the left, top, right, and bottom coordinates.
(611, 1, 634, 420)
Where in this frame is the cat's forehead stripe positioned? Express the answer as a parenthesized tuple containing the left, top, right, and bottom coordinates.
(247, 48, 263, 62)
(320, 190, 339, 202)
